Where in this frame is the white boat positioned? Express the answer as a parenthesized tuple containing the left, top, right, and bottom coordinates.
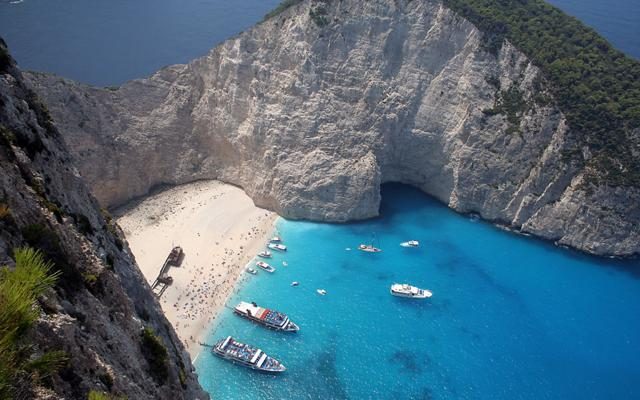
(390, 283, 432, 299)
(400, 240, 420, 248)
(257, 251, 272, 259)
(269, 236, 282, 243)
(233, 301, 299, 332)
(267, 243, 287, 252)
(212, 336, 286, 373)
(317, 289, 327, 295)
(282, 261, 288, 266)
(291, 281, 299, 287)
(246, 268, 258, 275)
(358, 244, 382, 253)
(256, 261, 275, 273)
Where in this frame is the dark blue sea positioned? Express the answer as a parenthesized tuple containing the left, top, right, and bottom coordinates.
(196, 184, 640, 399)
(0, 0, 637, 86)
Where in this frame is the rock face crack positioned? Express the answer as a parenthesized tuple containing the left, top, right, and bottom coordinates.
(26, 0, 639, 256)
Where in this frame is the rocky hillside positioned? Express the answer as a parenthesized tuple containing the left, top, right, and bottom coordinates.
(26, 0, 639, 257)
(0, 40, 207, 399)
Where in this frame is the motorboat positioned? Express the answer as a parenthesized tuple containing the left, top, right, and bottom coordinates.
(233, 301, 299, 332)
(267, 243, 287, 252)
(269, 236, 282, 243)
(390, 283, 432, 299)
(317, 289, 327, 295)
(358, 244, 382, 253)
(257, 251, 272, 259)
(291, 281, 299, 287)
(400, 240, 420, 248)
(256, 261, 275, 273)
(212, 336, 286, 373)
(246, 268, 257, 275)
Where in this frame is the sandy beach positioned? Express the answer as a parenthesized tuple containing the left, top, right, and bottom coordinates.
(115, 180, 277, 358)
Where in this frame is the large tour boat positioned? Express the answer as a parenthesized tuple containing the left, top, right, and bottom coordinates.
(234, 301, 299, 332)
(390, 283, 432, 299)
(212, 336, 286, 373)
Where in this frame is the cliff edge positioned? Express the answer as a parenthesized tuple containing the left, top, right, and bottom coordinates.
(0, 40, 208, 399)
(26, 0, 639, 256)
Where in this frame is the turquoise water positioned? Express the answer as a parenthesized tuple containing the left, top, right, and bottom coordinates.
(0, 0, 637, 87)
(196, 184, 640, 399)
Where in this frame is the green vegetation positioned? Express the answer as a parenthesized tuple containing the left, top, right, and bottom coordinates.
(0, 248, 68, 398)
(483, 84, 527, 134)
(87, 390, 126, 400)
(264, 0, 303, 21)
(309, 4, 329, 27)
(443, 0, 640, 186)
(140, 327, 169, 384)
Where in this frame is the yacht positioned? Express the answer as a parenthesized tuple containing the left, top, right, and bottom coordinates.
(234, 301, 299, 332)
(256, 261, 275, 273)
(212, 336, 286, 373)
(268, 243, 287, 252)
(390, 283, 432, 299)
(358, 244, 382, 253)
(400, 240, 420, 248)
(257, 251, 272, 259)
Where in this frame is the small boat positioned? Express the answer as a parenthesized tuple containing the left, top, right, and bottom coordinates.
(269, 236, 282, 243)
(400, 240, 420, 248)
(212, 336, 286, 373)
(267, 243, 287, 252)
(282, 261, 288, 266)
(390, 283, 432, 299)
(256, 261, 275, 273)
(291, 281, 299, 287)
(317, 289, 327, 295)
(246, 268, 258, 275)
(234, 301, 299, 332)
(257, 251, 272, 259)
(358, 244, 382, 253)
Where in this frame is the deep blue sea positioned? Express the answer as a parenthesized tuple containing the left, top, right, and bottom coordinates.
(0, 0, 637, 87)
(196, 184, 640, 399)
(0, 0, 280, 86)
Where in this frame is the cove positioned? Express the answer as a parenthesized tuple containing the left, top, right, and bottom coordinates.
(195, 183, 640, 399)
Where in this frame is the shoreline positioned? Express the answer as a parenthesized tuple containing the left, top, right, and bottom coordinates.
(115, 180, 277, 359)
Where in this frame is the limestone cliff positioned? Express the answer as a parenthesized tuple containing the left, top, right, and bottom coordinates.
(0, 41, 208, 399)
(26, 0, 639, 257)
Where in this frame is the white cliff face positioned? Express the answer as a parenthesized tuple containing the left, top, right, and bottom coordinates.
(26, 0, 639, 256)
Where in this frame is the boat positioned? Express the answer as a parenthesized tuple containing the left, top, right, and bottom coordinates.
(233, 301, 299, 332)
(282, 261, 288, 266)
(267, 243, 287, 252)
(359, 233, 382, 252)
(256, 261, 275, 273)
(400, 240, 420, 248)
(269, 236, 282, 243)
(390, 283, 432, 299)
(291, 281, 299, 287)
(257, 251, 272, 259)
(358, 244, 382, 253)
(212, 336, 286, 373)
(246, 268, 257, 275)
(317, 289, 327, 295)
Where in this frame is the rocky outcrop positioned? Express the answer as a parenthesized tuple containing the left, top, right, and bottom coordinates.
(26, 0, 639, 256)
(0, 41, 208, 399)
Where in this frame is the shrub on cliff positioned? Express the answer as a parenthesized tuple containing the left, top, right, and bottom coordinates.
(0, 248, 68, 398)
(140, 327, 169, 384)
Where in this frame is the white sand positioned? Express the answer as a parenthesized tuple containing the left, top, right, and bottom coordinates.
(115, 180, 277, 358)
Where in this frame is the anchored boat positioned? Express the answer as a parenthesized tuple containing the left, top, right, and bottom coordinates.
(234, 301, 299, 332)
(257, 251, 272, 258)
(358, 244, 382, 253)
(212, 336, 286, 373)
(256, 261, 275, 273)
(269, 236, 282, 243)
(268, 243, 287, 252)
(400, 240, 420, 248)
(390, 283, 432, 299)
